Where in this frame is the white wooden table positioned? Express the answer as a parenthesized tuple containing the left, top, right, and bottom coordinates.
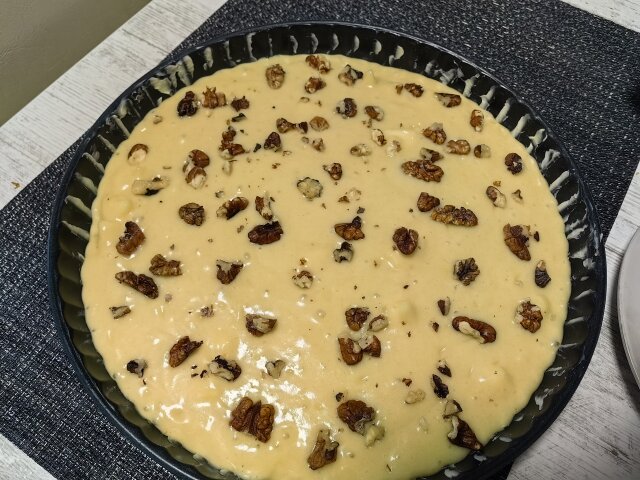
(1, 1, 639, 478)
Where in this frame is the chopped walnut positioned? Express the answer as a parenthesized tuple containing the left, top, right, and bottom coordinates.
(305, 54, 331, 73)
(231, 96, 249, 111)
(338, 64, 363, 85)
(131, 176, 169, 195)
(219, 126, 246, 158)
(405, 389, 426, 404)
(149, 254, 182, 276)
(443, 399, 463, 418)
(169, 336, 203, 367)
(335, 216, 365, 240)
(297, 177, 323, 199)
(470, 109, 484, 131)
(177, 91, 198, 117)
(535, 260, 551, 287)
(402, 378, 413, 387)
(454, 258, 480, 285)
(403, 83, 424, 97)
(202, 87, 226, 108)
(266, 359, 286, 379)
(505, 153, 523, 174)
(333, 241, 354, 262)
(437, 297, 451, 315)
(115, 271, 158, 298)
(364, 105, 384, 121)
(431, 205, 478, 226)
(338, 336, 363, 365)
(292, 270, 313, 289)
(186, 149, 210, 168)
(305, 76, 326, 94)
(371, 129, 386, 146)
(419, 148, 443, 162)
(185, 166, 206, 189)
(401, 160, 444, 182)
(432, 322, 440, 332)
(345, 307, 370, 331)
(417, 192, 440, 212)
(350, 143, 371, 157)
(423, 123, 446, 144)
(337, 400, 375, 434)
(248, 221, 283, 245)
(474, 144, 491, 158)
(336, 98, 357, 118)
(200, 305, 214, 317)
(516, 299, 543, 333)
(448, 416, 483, 451)
(446, 139, 471, 155)
(263, 132, 282, 151)
(276, 117, 308, 134)
(431, 374, 449, 398)
(311, 138, 325, 152)
(216, 260, 243, 284)
(368, 315, 389, 332)
(358, 334, 381, 357)
(216, 196, 249, 219)
(512, 189, 524, 203)
(452, 316, 497, 343)
(209, 355, 242, 381)
(323, 163, 343, 180)
(307, 429, 339, 470)
(437, 360, 451, 377)
(110, 306, 131, 319)
(435, 92, 461, 107)
(246, 314, 277, 336)
(265, 64, 285, 89)
(310, 116, 330, 131)
(126, 359, 147, 377)
(179, 202, 205, 226)
(230, 396, 275, 443)
(128, 143, 148, 163)
(392, 227, 419, 255)
(255, 194, 274, 221)
(386, 140, 401, 156)
(116, 221, 145, 256)
(486, 186, 506, 208)
(503, 224, 531, 260)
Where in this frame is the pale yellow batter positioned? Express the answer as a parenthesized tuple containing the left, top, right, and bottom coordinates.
(81, 54, 570, 479)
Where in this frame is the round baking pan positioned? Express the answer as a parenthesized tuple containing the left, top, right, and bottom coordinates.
(48, 21, 606, 480)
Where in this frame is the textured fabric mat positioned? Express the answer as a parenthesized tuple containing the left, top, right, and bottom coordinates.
(1, 0, 639, 479)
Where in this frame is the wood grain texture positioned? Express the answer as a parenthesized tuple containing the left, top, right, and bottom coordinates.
(1, 0, 639, 479)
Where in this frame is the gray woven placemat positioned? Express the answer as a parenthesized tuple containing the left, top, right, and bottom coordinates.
(1, 0, 639, 479)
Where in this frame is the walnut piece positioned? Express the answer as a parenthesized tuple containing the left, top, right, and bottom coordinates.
(505, 153, 523, 174)
(265, 64, 285, 89)
(419, 147, 443, 162)
(177, 91, 198, 117)
(535, 260, 551, 287)
(448, 416, 483, 451)
(333, 242, 353, 263)
(350, 143, 371, 157)
(337, 400, 375, 435)
(219, 126, 246, 158)
(437, 359, 451, 377)
(116, 221, 145, 256)
(110, 305, 131, 319)
(323, 163, 342, 180)
(454, 258, 480, 285)
(338, 337, 363, 365)
(470, 109, 484, 131)
(436, 92, 462, 107)
(335, 216, 365, 240)
(179, 203, 205, 226)
(305, 76, 326, 94)
(345, 307, 370, 331)
(246, 314, 277, 336)
(516, 299, 543, 333)
(336, 98, 357, 118)
(403, 83, 424, 97)
(486, 186, 506, 208)
(311, 138, 325, 152)
(126, 359, 147, 377)
(149, 254, 182, 276)
(393, 227, 419, 255)
(503, 224, 531, 260)
(202, 87, 226, 108)
(417, 192, 441, 212)
(292, 270, 313, 289)
(437, 297, 451, 316)
(305, 54, 331, 73)
(338, 64, 363, 85)
(248, 221, 283, 245)
(371, 129, 386, 146)
(423, 123, 446, 144)
(310, 116, 330, 131)
(115, 271, 158, 298)
(446, 139, 471, 155)
(307, 429, 339, 470)
(364, 105, 384, 121)
(131, 176, 169, 195)
(443, 399, 463, 418)
(358, 334, 381, 357)
(276, 117, 308, 134)
(474, 144, 492, 158)
(231, 96, 249, 111)
(230, 396, 275, 443)
(432, 205, 478, 226)
(297, 177, 323, 199)
(216, 260, 243, 284)
(431, 374, 449, 398)
(255, 194, 274, 221)
(452, 316, 496, 343)
(209, 355, 242, 381)
(266, 359, 286, 379)
(401, 160, 444, 182)
(216, 196, 249, 219)
(263, 132, 282, 151)
(128, 143, 148, 163)
(368, 315, 389, 332)
(405, 389, 426, 404)
(185, 166, 206, 189)
(169, 336, 203, 367)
